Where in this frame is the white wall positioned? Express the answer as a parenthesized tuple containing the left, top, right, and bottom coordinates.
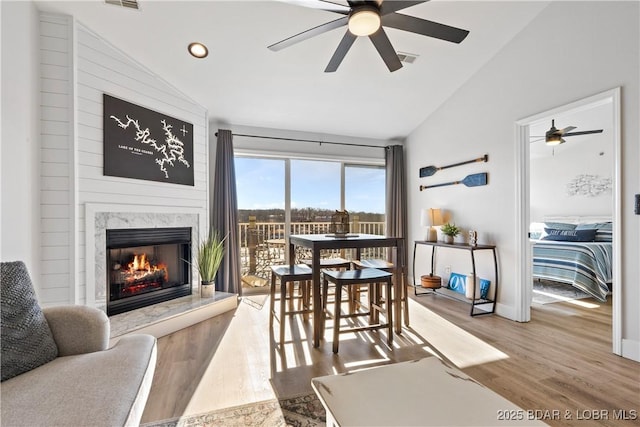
(1, 1, 41, 282)
(74, 22, 209, 305)
(406, 1, 639, 359)
(530, 137, 613, 221)
(2, 9, 209, 305)
(39, 13, 74, 304)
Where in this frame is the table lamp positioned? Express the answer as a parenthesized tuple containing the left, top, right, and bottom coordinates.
(420, 208, 443, 242)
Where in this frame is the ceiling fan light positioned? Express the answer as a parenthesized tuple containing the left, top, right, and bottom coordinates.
(348, 9, 381, 36)
(546, 134, 563, 146)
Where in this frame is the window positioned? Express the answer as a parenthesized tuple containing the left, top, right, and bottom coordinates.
(235, 155, 385, 287)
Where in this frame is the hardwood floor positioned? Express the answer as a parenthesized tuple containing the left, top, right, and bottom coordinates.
(140, 289, 639, 426)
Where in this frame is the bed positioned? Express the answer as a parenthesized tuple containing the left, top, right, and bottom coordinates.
(530, 216, 612, 302)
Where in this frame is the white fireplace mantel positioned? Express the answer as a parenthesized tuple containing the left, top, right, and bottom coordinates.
(85, 203, 206, 310)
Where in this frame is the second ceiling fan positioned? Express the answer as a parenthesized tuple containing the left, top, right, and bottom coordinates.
(268, 0, 470, 72)
(532, 119, 604, 146)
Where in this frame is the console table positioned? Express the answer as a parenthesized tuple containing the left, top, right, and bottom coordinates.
(413, 241, 498, 316)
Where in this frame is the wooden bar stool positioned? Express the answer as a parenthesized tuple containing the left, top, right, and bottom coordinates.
(302, 256, 352, 309)
(301, 257, 351, 270)
(352, 258, 394, 271)
(321, 268, 393, 353)
(351, 259, 394, 313)
(269, 264, 313, 345)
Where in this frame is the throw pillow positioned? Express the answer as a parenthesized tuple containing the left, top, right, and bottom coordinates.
(1, 261, 58, 382)
(542, 228, 596, 242)
(544, 222, 577, 231)
(576, 222, 613, 242)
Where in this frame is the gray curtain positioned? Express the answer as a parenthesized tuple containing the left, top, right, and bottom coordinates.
(385, 145, 408, 269)
(212, 129, 242, 295)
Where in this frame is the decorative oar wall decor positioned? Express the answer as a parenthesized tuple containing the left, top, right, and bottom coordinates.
(420, 173, 488, 191)
(419, 154, 488, 177)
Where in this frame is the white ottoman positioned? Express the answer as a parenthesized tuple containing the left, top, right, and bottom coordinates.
(311, 357, 546, 427)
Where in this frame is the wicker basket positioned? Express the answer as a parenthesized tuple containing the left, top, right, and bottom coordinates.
(420, 275, 442, 289)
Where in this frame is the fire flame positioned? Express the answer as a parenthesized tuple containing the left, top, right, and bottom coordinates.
(126, 254, 168, 282)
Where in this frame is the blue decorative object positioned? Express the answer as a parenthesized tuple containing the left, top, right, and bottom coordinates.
(447, 272, 490, 299)
(448, 273, 467, 294)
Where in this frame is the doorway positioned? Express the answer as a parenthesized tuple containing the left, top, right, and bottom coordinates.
(514, 88, 622, 355)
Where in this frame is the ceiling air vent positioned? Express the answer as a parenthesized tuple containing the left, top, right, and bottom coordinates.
(397, 52, 418, 64)
(105, 0, 139, 10)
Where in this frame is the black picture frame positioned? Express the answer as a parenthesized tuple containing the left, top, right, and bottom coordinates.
(103, 94, 194, 186)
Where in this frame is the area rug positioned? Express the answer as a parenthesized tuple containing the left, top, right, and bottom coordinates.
(532, 279, 591, 304)
(142, 392, 325, 427)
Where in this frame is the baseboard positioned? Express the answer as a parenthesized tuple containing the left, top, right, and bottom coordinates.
(495, 302, 518, 321)
(621, 338, 640, 362)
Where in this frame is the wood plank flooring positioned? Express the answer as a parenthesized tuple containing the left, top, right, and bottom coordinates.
(140, 289, 639, 426)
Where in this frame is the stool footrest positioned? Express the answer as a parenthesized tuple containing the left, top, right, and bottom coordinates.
(336, 323, 390, 335)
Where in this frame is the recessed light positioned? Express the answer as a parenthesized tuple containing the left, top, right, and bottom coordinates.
(188, 42, 208, 59)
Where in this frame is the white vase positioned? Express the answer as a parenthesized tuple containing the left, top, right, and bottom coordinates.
(201, 280, 215, 298)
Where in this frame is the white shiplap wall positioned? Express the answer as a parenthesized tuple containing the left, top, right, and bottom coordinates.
(38, 14, 208, 306)
(40, 13, 74, 305)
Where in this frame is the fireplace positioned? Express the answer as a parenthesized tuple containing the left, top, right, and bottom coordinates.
(106, 227, 192, 316)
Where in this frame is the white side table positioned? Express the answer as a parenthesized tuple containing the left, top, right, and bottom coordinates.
(311, 357, 547, 426)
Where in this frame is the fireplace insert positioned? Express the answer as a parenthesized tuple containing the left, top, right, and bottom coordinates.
(106, 227, 191, 316)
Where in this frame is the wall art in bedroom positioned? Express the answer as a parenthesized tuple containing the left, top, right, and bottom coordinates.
(566, 174, 611, 197)
(103, 94, 194, 186)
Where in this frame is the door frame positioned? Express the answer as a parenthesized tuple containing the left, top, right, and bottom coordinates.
(514, 87, 622, 355)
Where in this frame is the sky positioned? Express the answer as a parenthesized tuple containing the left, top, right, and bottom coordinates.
(235, 157, 385, 213)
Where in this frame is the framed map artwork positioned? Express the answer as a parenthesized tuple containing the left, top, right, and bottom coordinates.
(103, 94, 194, 186)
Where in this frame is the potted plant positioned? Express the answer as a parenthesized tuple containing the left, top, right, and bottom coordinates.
(440, 223, 460, 244)
(193, 231, 226, 298)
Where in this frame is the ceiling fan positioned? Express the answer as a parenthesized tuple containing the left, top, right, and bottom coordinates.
(268, 0, 470, 73)
(531, 119, 604, 146)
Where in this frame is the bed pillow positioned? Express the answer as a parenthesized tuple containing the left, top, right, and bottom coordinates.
(529, 222, 545, 240)
(576, 222, 612, 242)
(544, 222, 577, 231)
(542, 228, 596, 242)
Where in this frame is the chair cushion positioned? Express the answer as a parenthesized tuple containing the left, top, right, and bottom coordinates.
(1, 261, 58, 382)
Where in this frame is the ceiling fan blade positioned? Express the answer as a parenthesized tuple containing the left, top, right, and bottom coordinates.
(380, 1, 428, 16)
(325, 30, 357, 72)
(268, 16, 348, 51)
(317, 0, 350, 13)
(382, 13, 469, 43)
(369, 27, 403, 72)
(529, 137, 545, 143)
(278, 0, 350, 14)
(563, 129, 604, 137)
(558, 126, 576, 135)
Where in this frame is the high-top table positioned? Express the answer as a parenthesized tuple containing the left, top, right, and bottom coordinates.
(288, 233, 407, 348)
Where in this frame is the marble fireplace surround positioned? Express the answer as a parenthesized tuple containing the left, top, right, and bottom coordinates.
(85, 203, 205, 310)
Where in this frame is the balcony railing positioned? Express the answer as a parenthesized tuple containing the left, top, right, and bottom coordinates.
(238, 221, 386, 284)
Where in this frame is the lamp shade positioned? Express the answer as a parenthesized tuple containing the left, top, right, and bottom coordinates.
(421, 208, 444, 227)
(430, 208, 444, 226)
(420, 209, 430, 227)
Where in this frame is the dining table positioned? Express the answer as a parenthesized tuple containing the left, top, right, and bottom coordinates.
(288, 233, 408, 348)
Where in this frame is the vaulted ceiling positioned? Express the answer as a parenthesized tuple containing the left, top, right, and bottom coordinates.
(35, 0, 550, 139)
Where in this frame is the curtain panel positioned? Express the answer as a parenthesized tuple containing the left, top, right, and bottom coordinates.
(385, 144, 408, 275)
(211, 129, 242, 295)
